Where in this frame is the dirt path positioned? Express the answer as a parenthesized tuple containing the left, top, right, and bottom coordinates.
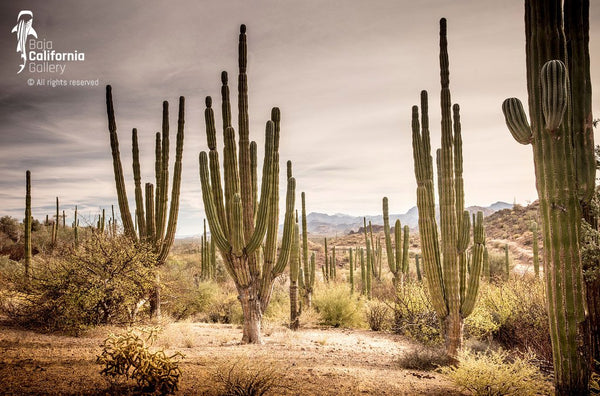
(0, 322, 465, 395)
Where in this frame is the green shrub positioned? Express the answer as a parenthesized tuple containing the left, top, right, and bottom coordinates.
(313, 283, 364, 328)
(3, 233, 156, 333)
(97, 326, 184, 395)
(439, 349, 552, 396)
(393, 281, 442, 346)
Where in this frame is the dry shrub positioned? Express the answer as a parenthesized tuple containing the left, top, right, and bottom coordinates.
(396, 346, 453, 371)
(96, 326, 184, 395)
(212, 357, 290, 396)
(465, 278, 551, 365)
(365, 299, 390, 331)
(393, 280, 442, 346)
(439, 349, 552, 396)
(3, 234, 156, 334)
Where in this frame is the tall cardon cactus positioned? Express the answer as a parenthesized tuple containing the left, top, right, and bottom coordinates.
(410, 19, 485, 358)
(199, 25, 296, 344)
(501, 1, 593, 392)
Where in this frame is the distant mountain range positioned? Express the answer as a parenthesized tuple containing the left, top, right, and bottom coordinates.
(179, 201, 513, 239)
(306, 201, 513, 236)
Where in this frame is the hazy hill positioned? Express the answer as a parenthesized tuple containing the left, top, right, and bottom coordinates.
(306, 201, 513, 236)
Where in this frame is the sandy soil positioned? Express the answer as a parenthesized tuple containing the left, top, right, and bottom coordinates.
(0, 322, 466, 395)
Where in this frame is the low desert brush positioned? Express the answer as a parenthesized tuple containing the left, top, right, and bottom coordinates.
(96, 326, 184, 395)
(439, 348, 552, 396)
(212, 357, 290, 396)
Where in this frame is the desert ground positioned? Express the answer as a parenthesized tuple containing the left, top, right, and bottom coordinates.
(0, 320, 465, 395)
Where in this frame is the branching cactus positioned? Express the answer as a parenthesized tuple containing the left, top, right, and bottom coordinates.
(198, 25, 296, 344)
(500, 2, 593, 391)
(410, 18, 485, 358)
(106, 87, 184, 266)
(382, 197, 410, 287)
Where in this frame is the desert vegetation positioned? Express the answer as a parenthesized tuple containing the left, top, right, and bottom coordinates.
(1, 0, 598, 395)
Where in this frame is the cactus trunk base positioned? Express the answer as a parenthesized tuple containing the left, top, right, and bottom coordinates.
(239, 286, 264, 344)
(443, 314, 463, 360)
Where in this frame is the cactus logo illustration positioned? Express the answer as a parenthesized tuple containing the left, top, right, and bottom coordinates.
(12, 10, 38, 74)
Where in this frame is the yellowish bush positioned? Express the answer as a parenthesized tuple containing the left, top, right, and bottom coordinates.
(439, 349, 552, 396)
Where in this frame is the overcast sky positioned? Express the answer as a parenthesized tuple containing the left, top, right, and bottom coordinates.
(1, 1, 599, 237)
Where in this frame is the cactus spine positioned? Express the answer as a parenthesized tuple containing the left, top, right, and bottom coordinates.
(24, 171, 31, 279)
(501, 2, 593, 390)
(410, 19, 485, 358)
(199, 25, 296, 344)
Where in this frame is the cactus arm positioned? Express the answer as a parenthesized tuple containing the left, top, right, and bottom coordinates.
(461, 211, 484, 316)
(223, 126, 241, 241)
(204, 97, 229, 238)
(382, 197, 396, 275)
(132, 128, 146, 240)
(453, 104, 464, 238)
(273, 177, 296, 276)
(237, 25, 254, 243)
(155, 101, 170, 244)
(541, 60, 568, 131)
(301, 192, 310, 289)
(158, 97, 185, 264)
(402, 225, 410, 274)
(153, 132, 161, 239)
(395, 220, 402, 275)
(145, 183, 156, 240)
(231, 194, 244, 256)
(199, 151, 231, 254)
(502, 98, 533, 145)
(565, 0, 595, 203)
(245, 121, 275, 254)
(250, 141, 258, 218)
(105, 85, 136, 239)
